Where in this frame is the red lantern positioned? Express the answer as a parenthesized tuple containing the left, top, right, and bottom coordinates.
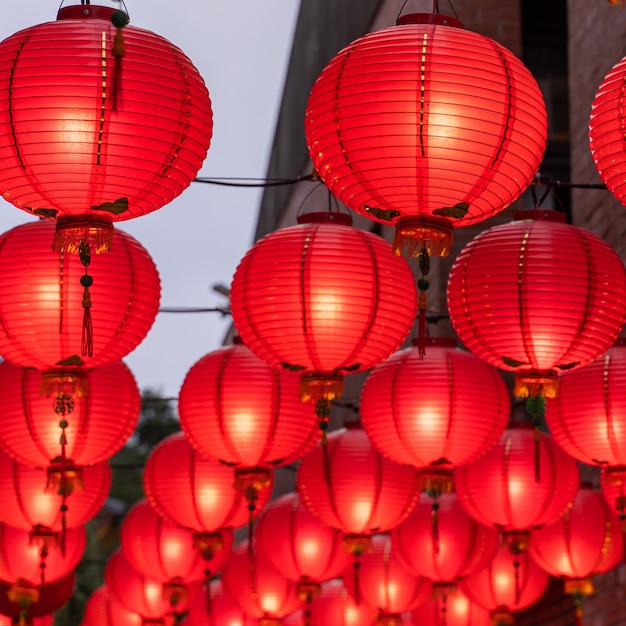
(0, 221, 160, 388)
(220, 540, 302, 623)
(391, 492, 499, 583)
(186, 580, 259, 626)
(0, 522, 85, 586)
(459, 546, 550, 622)
(361, 337, 509, 491)
(529, 484, 622, 619)
(121, 499, 232, 604)
(230, 213, 417, 424)
(546, 340, 626, 466)
(305, 14, 547, 258)
(105, 550, 196, 617)
(296, 423, 419, 552)
(83, 586, 144, 626)
(454, 422, 579, 545)
(414, 591, 491, 626)
(0, 571, 74, 622)
(0, 360, 139, 468)
(0, 450, 111, 532)
(0, 4, 212, 251)
(447, 209, 626, 399)
(342, 534, 431, 622)
(179, 341, 318, 490)
(255, 493, 351, 599)
(143, 432, 271, 545)
(589, 55, 626, 207)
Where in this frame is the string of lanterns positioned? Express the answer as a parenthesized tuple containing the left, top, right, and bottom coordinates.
(0, 2, 623, 626)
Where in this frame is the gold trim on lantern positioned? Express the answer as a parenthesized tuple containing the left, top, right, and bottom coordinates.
(193, 531, 224, 560)
(418, 467, 455, 496)
(513, 371, 559, 398)
(502, 530, 531, 554)
(431, 582, 458, 599)
(7, 579, 40, 607)
(491, 609, 515, 626)
(299, 373, 345, 404)
(39, 370, 89, 398)
(28, 525, 60, 550)
(296, 579, 321, 602)
(376, 614, 404, 626)
(342, 534, 373, 555)
(233, 466, 272, 492)
(564, 577, 594, 596)
(162, 577, 188, 607)
(392, 215, 454, 258)
(53, 215, 115, 254)
(46, 458, 84, 495)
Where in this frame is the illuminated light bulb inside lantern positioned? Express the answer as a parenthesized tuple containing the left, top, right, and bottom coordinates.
(351, 501, 374, 527)
(163, 540, 182, 561)
(300, 538, 320, 560)
(346, 606, 361, 625)
(313, 291, 344, 320)
(230, 413, 255, 438)
(494, 573, 510, 592)
(55, 115, 93, 154)
(384, 582, 399, 604)
(507, 479, 525, 498)
(450, 594, 470, 617)
(31, 497, 57, 520)
(144, 581, 162, 603)
(261, 595, 280, 614)
(198, 486, 219, 509)
(414, 409, 443, 435)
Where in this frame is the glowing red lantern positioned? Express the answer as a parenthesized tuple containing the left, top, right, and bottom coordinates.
(106, 550, 195, 616)
(0, 450, 111, 532)
(230, 213, 416, 425)
(143, 433, 270, 548)
(255, 493, 351, 599)
(0, 221, 160, 389)
(0, 360, 139, 468)
(296, 423, 419, 552)
(589, 55, 626, 207)
(83, 586, 143, 626)
(186, 580, 258, 626)
(391, 492, 499, 583)
(0, 571, 74, 623)
(0, 4, 212, 252)
(529, 484, 622, 620)
(179, 341, 318, 490)
(414, 592, 491, 626)
(121, 500, 231, 604)
(454, 422, 579, 544)
(220, 540, 302, 623)
(305, 13, 547, 257)
(447, 209, 626, 399)
(459, 546, 550, 623)
(343, 534, 431, 621)
(361, 337, 509, 491)
(0, 522, 85, 586)
(546, 339, 626, 466)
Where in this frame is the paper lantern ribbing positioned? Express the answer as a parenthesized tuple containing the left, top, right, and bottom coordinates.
(255, 493, 351, 599)
(0, 4, 212, 252)
(455, 423, 579, 542)
(447, 209, 626, 399)
(186, 581, 257, 626)
(589, 55, 626, 207)
(296, 423, 419, 553)
(391, 492, 499, 583)
(143, 433, 271, 545)
(0, 221, 160, 385)
(0, 360, 139, 468)
(179, 342, 318, 490)
(230, 212, 417, 423)
(305, 13, 547, 257)
(414, 592, 491, 626)
(83, 586, 143, 626)
(361, 337, 509, 492)
(221, 540, 302, 623)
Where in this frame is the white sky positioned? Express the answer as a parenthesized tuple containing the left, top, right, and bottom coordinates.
(1, 1, 301, 399)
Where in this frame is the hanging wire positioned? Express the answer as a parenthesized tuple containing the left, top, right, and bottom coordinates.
(193, 174, 316, 188)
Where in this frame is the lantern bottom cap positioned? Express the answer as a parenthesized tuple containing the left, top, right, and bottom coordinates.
(513, 370, 560, 398)
(53, 215, 115, 254)
(392, 215, 453, 258)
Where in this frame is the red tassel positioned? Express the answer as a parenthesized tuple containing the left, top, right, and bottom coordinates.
(81, 300, 93, 358)
(417, 303, 427, 358)
(534, 426, 541, 483)
(432, 500, 440, 555)
(353, 556, 361, 606)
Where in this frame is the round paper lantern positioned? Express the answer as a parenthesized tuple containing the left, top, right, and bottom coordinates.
(296, 423, 419, 552)
(0, 359, 139, 468)
(221, 540, 302, 622)
(589, 55, 626, 207)
(546, 339, 626, 466)
(361, 337, 509, 491)
(0, 4, 212, 251)
(179, 341, 318, 490)
(143, 432, 271, 548)
(83, 586, 143, 626)
(391, 492, 499, 583)
(305, 13, 547, 257)
(106, 550, 195, 616)
(529, 484, 622, 601)
(414, 591, 491, 626)
(0, 571, 74, 621)
(230, 212, 417, 423)
(447, 209, 626, 399)
(0, 522, 85, 586)
(0, 220, 160, 386)
(455, 422, 579, 542)
(0, 450, 111, 532)
(121, 499, 232, 603)
(255, 493, 351, 598)
(459, 546, 550, 621)
(186, 580, 258, 626)
(343, 534, 431, 619)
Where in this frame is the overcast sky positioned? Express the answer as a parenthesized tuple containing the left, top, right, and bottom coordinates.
(1, 1, 301, 399)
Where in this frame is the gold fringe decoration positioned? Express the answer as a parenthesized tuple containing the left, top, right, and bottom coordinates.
(299, 374, 345, 405)
(193, 532, 224, 561)
(513, 372, 559, 399)
(376, 614, 404, 626)
(52, 217, 114, 254)
(392, 216, 453, 258)
(162, 577, 188, 607)
(296, 579, 321, 602)
(7, 580, 39, 608)
(491, 609, 515, 626)
(419, 468, 455, 496)
(502, 531, 531, 554)
(258, 618, 281, 626)
(39, 371, 88, 398)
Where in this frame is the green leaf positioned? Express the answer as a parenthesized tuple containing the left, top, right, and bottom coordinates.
(556, 361, 580, 371)
(364, 205, 401, 221)
(31, 207, 59, 219)
(56, 355, 85, 367)
(280, 362, 307, 372)
(501, 356, 526, 368)
(90, 197, 129, 215)
(432, 201, 470, 219)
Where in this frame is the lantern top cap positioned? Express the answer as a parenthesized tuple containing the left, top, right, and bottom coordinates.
(57, 5, 117, 21)
(412, 336, 457, 349)
(396, 13, 464, 29)
(513, 209, 567, 223)
(297, 212, 353, 226)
